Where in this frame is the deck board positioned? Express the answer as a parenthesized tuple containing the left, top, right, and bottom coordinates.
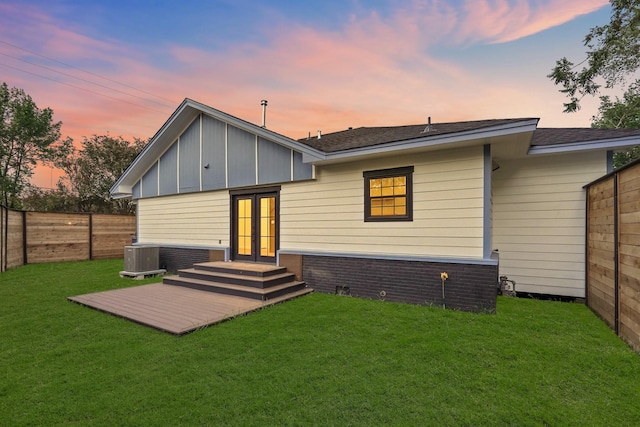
(68, 283, 309, 335)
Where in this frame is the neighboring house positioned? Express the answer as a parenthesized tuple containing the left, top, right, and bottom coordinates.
(111, 98, 640, 311)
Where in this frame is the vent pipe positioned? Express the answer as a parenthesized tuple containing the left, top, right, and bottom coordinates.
(421, 116, 434, 133)
(317, 130, 322, 139)
(261, 100, 268, 128)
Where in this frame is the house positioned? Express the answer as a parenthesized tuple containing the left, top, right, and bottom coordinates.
(111, 98, 640, 311)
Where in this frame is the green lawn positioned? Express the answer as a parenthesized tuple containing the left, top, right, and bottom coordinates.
(1, 260, 639, 426)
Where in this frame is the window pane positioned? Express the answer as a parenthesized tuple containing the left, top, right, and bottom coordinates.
(370, 178, 381, 197)
(394, 183, 406, 195)
(381, 186, 394, 196)
(241, 237, 251, 255)
(382, 197, 394, 215)
(238, 198, 252, 255)
(371, 198, 382, 216)
(394, 176, 405, 186)
(259, 197, 276, 257)
(382, 197, 395, 207)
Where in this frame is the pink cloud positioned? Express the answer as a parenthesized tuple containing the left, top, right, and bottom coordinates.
(452, 0, 610, 44)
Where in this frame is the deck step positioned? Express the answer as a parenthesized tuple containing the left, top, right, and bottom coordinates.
(193, 261, 287, 277)
(263, 287, 314, 306)
(177, 268, 295, 289)
(163, 275, 307, 301)
(163, 261, 309, 303)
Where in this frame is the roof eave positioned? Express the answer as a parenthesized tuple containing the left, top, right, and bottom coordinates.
(528, 135, 640, 155)
(312, 119, 539, 164)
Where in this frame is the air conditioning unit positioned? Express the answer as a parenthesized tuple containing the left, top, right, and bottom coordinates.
(124, 245, 160, 272)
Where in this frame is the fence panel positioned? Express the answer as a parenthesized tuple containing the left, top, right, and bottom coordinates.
(587, 178, 616, 329)
(26, 212, 91, 263)
(7, 209, 24, 269)
(91, 214, 136, 259)
(0, 208, 136, 270)
(618, 166, 640, 351)
(587, 159, 640, 353)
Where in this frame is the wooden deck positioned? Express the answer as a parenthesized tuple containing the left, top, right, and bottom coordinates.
(68, 283, 311, 335)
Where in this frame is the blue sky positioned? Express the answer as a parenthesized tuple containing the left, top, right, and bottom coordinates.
(0, 0, 613, 186)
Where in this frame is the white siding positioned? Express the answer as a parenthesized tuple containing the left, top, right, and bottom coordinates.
(137, 192, 229, 246)
(492, 151, 606, 297)
(135, 146, 486, 259)
(280, 147, 486, 258)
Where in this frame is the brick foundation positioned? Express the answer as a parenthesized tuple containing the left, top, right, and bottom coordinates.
(301, 255, 497, 312)
(159, 247, 226, 272)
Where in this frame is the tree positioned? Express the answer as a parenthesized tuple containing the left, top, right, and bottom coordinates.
(20, 184, 79, 212)
(591, 82, 640, 167)
(548, 0, 640, 113)
(591, 82, 640, 129)
(56, 134, 146, 214)
(549, 1, 640, 167)
(0, 82, 69, 208)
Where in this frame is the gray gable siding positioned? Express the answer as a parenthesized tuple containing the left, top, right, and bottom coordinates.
(133, 113, 313, 200)
(179, 118, 201, 193)
(141, 162, 158, 198)
(159, 142, 178, 195)
(293, 151, 313, 181)
(227, 125, 257, 188)
(258, 136, 291, 184)
(202, 114, 226, 191)
(132, 182, 140, 199)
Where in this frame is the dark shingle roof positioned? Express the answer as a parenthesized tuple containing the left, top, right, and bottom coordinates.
(297, 118, 640, 154)
(532, 128, 640, 146)
(297, 118, 537, 152)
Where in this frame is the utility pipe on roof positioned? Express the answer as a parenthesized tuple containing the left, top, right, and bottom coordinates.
(261, 100, 268, 128)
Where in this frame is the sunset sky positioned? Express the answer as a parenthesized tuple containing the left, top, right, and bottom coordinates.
(0, 0, 612, 188)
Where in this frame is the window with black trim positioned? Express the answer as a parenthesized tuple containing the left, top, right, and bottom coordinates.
(363, 166, 413, 222)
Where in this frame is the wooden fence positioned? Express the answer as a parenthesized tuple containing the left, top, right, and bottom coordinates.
(0, 207, 136, 272)
(586, 158, 640, 352)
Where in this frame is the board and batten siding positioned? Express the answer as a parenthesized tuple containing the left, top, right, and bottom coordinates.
(136, 192, 230, 247)
(134, 114, 314, 200)
(280, 147, 486, 258)
(492, 151, 606, 297)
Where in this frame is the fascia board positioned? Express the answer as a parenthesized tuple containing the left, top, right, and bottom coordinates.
(528, 135, 640, 155)
(111, 192, 131, 200)
(315, 120, 539, 163)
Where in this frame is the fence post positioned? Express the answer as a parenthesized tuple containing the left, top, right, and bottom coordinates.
(614, 174, 620, 335)
(1, 205, 4, 272)
(22, 210, 27, 265)
(88, 213, 93, 260)
(585, 188, 589, 307)
(5, 207, 8, 271)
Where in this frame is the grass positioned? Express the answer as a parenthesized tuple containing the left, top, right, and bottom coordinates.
(1, 260, 639, 426)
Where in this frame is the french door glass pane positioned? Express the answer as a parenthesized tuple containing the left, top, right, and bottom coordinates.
(260, 196, 276, 257)
(237, 198, 252, 255)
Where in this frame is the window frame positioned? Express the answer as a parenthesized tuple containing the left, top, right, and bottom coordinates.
(363, 166, 414, 222)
